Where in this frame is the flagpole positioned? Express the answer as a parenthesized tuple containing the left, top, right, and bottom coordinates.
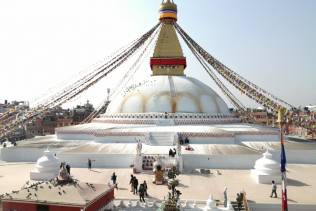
(277, 108, 288, 211)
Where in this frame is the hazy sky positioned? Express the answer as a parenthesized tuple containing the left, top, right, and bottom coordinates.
(0, 0, 315, 108)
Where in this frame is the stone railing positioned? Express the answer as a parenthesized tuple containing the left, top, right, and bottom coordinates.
(101, 112, 236, 120)
(57, 128, 277, 138)
(111, 199, 234, 210)
(93, 112, 241, 125)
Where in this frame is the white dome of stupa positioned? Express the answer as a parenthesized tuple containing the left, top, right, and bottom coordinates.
(106, 75, 230, 114)
(30, 149, 60, 181)
(253, 150, 279, 175)
(251, 150, 281, 184)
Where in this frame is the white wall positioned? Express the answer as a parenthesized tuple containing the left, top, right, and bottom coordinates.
(182, 154, 261, 169)
(235, 134, 279, 144)
(57, 133, 94, 140)
(2, 146, 316, 168)
(58, 153, 136, 168)
(0, 147, 136, 168)
(249, 203, 316, 211)
(286, 150, 316, 164)
(187, 137, 235, 145)
(93, 136, 145, 143)
(270, 150, 316, 164)
(0, 147, 60, 162)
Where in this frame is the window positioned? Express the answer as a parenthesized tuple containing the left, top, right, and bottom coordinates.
(37, 204, 49, 211)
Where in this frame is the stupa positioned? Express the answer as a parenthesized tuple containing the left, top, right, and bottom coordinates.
(3, 0, 305, 170)
(30, 149, 60, 181)
(53, 0, 279, 168)
(251, 150, 281, 184)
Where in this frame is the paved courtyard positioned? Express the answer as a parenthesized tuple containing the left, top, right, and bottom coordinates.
(0, 163, 316, 205)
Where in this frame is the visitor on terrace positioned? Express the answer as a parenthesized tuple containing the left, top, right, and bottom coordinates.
(139, 183, 145, 202)
(111, 172, 118, 189)
(143, 180, 148, 196)
(129, 175, 134, 192)
(133, 177, 139, 195)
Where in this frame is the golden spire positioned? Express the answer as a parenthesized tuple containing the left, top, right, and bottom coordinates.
(150, 0, 186, 76)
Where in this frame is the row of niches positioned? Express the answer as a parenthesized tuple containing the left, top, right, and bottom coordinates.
(158, 65, 177, 69)
(102, 112, 235, 120)
(92, 118, 240, 126)
(142, 156, 156, 170)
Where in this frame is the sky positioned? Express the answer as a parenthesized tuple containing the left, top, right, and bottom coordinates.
(0, 0, 315, 109)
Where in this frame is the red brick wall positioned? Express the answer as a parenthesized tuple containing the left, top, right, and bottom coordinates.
(2, 202, 36, 211)
(86, 188, 115, 211)
(2, 202, 82, 211)
(49, 205, 81, 211)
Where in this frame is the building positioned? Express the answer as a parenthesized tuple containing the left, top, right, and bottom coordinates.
(1, 181, 114, 211)
(248, 108, 274, 126)
(70, 101, 94, 124)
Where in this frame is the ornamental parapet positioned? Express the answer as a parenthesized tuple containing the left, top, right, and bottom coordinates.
(57, 129, 277, 138)
(95, 112, 240, 125)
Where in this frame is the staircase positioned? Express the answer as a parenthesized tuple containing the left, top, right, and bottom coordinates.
(231, 201, 246, 211)
(148, 132, 176, 146)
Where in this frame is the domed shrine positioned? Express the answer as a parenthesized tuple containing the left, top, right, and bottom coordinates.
(30, 149, 60, 181)
(251, 150, 281, 184)
(1, 0, 285, 170)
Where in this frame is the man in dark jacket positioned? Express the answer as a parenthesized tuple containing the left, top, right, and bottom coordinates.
(65, 164, 71, 175)
(129, 175, 134, 192)
(143, 180, 148, 196)
(133, 177, 139, 195)
(139, 184, 145, 202)
(111, 172, 118, 189)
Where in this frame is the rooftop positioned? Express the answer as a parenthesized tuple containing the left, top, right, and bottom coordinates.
(0, 179, 113, 207)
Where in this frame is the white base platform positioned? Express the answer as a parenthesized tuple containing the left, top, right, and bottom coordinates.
(30, 170, 58, 181)
(251, 169, 281, 184)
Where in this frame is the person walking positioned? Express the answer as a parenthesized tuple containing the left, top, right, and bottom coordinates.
(169, 149, 173, 157)
(65, 163, 71, 175)
(223, 187, 228, 207)
(133, 177, 139, 195)
(129, 175, 134, 192)
(236, 193, 242, 211)
(139, 184, 145, 202)
(143, 180, 148, 197)
(88, 158, 92, 170)
(111, 172, 118, 189)
(270, 180, 277, 198)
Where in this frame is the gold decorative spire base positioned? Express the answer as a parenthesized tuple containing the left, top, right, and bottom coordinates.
(151, 0, 186, 76)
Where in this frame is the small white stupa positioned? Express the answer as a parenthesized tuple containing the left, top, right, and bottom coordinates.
(30, 149, 60, 181)
(204, 195, 221, 211)
(251, 150, 281, 184)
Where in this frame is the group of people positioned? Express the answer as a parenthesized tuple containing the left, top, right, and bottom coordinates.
(168, 148, 177, 157)
(129, 174, 148, 202)
(178, 136, 189, 145)
(57, 162, 72, 183)
(223, 180, 278, 210)
(235, 192, 244, 211)
(60, 162, 71, 175)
